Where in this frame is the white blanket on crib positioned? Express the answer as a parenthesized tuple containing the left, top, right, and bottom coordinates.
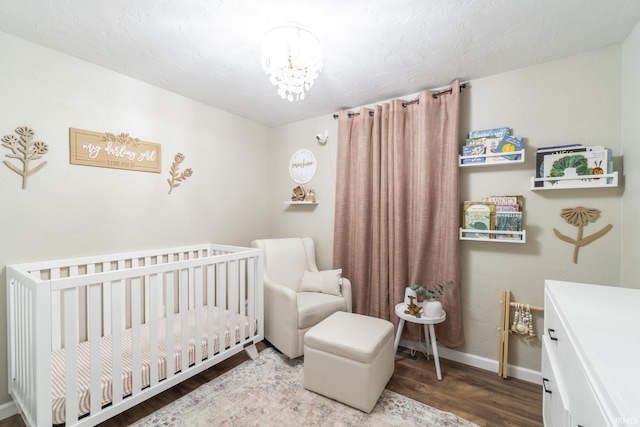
(50, 307, 255, 425)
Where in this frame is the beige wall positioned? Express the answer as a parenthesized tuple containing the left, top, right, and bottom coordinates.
(265, 116, 339, 270)
(0, 32, 270, 405)
(622, 22, 640, 289)
(270, 46, 625, 372)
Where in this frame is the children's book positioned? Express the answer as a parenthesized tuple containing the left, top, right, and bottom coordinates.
(495, 135, 524, 161)
(542, 148, 610, 188)
(462, 202, 495, 239)
(468, 127, 510, 139)
(535, 145, 586, 187)
(495, 212, 523, 240)
(461, 144, 486, 164)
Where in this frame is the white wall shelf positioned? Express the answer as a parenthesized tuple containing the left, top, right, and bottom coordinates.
(530, 172, 618, 190)
(458, 149, 525, 167)
(284, 201, 318, 205)
(459, 228, 526, 244)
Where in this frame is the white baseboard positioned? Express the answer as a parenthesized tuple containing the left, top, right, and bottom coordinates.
(397, 338, 541, 384)
(0, 400, 18, 421)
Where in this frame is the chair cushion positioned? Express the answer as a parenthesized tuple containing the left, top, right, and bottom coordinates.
(297, 292, 347, 330)
(299, 269, 343, 296)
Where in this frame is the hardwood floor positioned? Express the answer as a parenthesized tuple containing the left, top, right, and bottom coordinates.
(1, 341, 542, 426)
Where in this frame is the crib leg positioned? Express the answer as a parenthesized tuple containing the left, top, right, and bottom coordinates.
(244, 343, 259, 360)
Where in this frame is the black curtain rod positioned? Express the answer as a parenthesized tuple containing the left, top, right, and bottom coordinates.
(333, 83, 467, 119)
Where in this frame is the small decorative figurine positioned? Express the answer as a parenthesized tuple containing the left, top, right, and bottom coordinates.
(306, 188, 316, 202)
(404, 295, 422, 318)
(291, 185, 306, 201)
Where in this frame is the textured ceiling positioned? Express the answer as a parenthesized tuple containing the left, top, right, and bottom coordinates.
(1, 1, 640, 127)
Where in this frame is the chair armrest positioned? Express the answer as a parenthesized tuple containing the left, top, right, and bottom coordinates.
(340, 276, 353, 313)
(264, 277, 298, 327)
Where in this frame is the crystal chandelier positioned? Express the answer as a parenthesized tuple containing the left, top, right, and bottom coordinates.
(261, 24, 323, 101)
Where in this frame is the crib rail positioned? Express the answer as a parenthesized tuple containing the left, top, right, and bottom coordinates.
(6, 244, 263, 427)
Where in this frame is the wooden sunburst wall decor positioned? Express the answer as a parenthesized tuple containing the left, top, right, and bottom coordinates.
(553, 206, 612, 264)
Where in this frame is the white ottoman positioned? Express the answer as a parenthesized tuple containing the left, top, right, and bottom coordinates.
(303, 311, 395, 413)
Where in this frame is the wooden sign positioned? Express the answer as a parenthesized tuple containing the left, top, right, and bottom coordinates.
(69, 128, 161, 173)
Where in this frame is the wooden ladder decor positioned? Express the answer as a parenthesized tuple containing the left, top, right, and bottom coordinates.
(498, 290, 544, 379)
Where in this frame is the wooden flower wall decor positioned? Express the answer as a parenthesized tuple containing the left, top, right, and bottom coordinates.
(553, 206, 612, 264)
(167, 152, 193, 194)
(2, 126, 48, 189)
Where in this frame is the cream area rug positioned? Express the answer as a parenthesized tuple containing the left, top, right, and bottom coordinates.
(131, 347, 479, 427)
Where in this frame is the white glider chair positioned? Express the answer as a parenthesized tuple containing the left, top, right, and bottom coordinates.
(251, 237, 352, 359)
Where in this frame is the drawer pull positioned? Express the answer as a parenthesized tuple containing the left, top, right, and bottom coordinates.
(547, 328, 558, 341)
(542, 378, 552, 394)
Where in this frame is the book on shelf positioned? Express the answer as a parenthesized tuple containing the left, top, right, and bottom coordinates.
(495, 203, 520, 212)
(535, 145, 586, 187)
(536, 143, 584, 153)
(482, 195, 524, 212)
(587, 145, 613, 175)
(468, 127, 510, 139)
(466, 127, 525, 164)
(495, 211, 523, 241)
(466, 137, 504, 163)
(542, 148, 611, 188)
(462, 202, 495, 239)
(494, 135, 524, 161)
(461, 144, 486, 164)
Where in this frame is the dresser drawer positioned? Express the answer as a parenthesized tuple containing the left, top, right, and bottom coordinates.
(544, 291, 574, 375)
(568, 360, 609, 427)
(541, 337, 569, 427)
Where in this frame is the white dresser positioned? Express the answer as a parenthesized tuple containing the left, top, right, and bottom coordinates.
(543, 280, 640, 426)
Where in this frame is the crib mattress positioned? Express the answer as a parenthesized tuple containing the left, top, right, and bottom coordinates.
(50, 307, 255, 425)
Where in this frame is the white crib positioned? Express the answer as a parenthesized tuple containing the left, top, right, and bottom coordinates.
(6, 243, 263, 426)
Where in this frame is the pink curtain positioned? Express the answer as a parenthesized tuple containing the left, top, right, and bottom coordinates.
(333, 80, 463, 347)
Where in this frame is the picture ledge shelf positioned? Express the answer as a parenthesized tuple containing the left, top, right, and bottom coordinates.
(459, 228, 526, 244)
(530, 172, 618, 190)
(458, 149, 525, 167)
(284, 201, 318, 205)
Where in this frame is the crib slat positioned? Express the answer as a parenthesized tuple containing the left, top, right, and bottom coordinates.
(239, 259, 247, 340)
(33, 277, 53, 426)
(51, 268, 62, 350)
(229, 260, 238, 347)
(247, 258, 255, 337)
(131, 275, 142, 394)
(111, 280, 124, 406)
(206, 265, 215, 359)
(103, 262, 112, 336)
(143, 257, 151, 323)
(217, 263, 226, 351)
(194, 266, 203, 364)
(148, 273, 159, 386)
(165, 272, 175, 380)
(180, 268, 189, 372)
(118, 260, 126, 330)
(88, 282, 102, 417)
(64, 287, 79, 425)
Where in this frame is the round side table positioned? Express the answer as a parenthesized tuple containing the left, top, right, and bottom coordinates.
(393, 302, 446, 380)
